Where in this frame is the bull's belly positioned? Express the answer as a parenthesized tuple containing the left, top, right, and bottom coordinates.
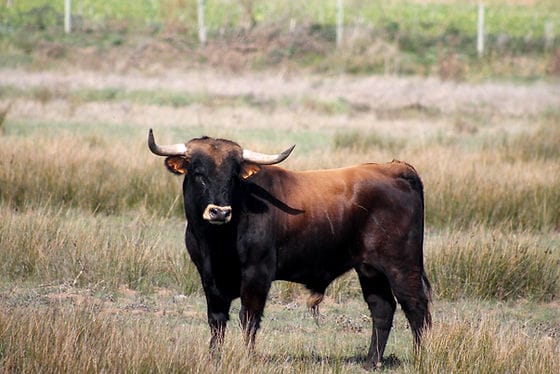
(274, 243, 355, 290)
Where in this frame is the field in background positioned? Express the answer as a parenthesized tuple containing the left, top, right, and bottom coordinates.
(1, 1, 560, 371)
(1, 66, 559, 371)
(1, 0, 560, 78)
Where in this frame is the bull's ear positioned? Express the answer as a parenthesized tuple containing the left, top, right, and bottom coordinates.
(240, 162, 261, 179)
(165, 156, 188, 175)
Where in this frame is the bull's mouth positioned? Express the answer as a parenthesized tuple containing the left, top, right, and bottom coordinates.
(203, 204, 232, 225)
(207, 218, 230, 225)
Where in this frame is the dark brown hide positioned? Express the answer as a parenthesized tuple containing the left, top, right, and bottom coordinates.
(148, 132, 431, 369)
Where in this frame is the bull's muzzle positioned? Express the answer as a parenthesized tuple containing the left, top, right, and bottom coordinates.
(203, 204, 232, 225)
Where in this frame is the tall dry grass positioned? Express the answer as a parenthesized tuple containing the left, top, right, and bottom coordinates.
(1, 129, 559, 230)
(1, 129, 559, 301)
(1, 302, 558, 373)
(0, 134, 183, 217)
(0, 303, 363, 373)
(0, 205, 199, 294)
(426, 227, 559, 301)
(2, 204, 556, 302)
(0, 305, 208, 373)
(413, 317, 560, 373)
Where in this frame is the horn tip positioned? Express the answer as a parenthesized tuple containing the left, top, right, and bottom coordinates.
(284, 144, 296, 156)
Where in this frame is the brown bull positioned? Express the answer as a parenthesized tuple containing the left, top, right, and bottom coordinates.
(148, 129, 431, 369)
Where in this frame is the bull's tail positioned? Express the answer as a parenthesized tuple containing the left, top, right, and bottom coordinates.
(422, 270, 432, 329)
(306, 291, 324, 326)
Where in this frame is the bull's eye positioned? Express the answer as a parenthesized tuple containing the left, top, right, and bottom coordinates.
(193, 174, 207, 187)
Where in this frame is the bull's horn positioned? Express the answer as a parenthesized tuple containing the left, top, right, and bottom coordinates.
(147, 129, 187, 156)
(242, 145, 296, 165)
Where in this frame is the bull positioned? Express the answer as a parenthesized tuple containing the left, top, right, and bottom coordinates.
(148, 129, 431, 369)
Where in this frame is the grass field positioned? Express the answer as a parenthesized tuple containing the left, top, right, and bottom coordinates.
(1, 1, 560, 371)
(1, 65, 559, 372)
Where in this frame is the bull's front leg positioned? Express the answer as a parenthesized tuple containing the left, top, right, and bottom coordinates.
(239, 264, 272, 350)
(204, 291, 232, 355)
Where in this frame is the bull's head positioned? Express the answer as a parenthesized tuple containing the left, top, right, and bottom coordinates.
(148, 129, 295, 225)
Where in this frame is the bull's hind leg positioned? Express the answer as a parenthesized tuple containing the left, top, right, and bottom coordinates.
(356, 267, 397, 369)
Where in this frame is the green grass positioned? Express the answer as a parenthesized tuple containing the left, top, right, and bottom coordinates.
(3, 1, 558, 39)
(1, 1, 559, 78)
(0, 84, 349, 115)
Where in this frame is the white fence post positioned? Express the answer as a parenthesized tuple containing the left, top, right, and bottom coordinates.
(197, 0, 207, 46)
(477, 3, 485, 57)
(65, 0, 71, 33)
(336, 0, 344, 48)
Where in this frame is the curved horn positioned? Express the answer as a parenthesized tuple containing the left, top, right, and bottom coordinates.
(147, 128, 187, 156)
(242, 145, 296, 165)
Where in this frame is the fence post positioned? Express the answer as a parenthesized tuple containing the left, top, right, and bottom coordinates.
(336, 0, 344, 48)
(64, 0, 72, 33)
(197, 0, 207, 46)
(477, 3, 485, 57)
